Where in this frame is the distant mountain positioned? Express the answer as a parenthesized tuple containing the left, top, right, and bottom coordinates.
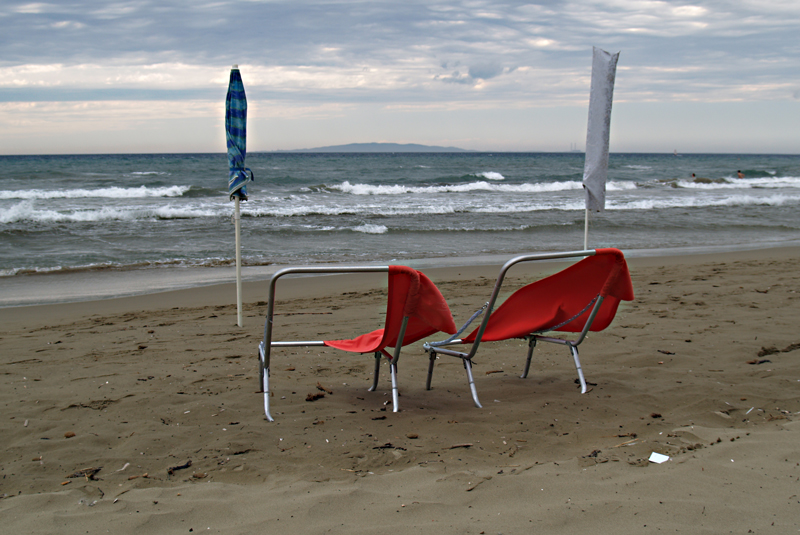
(274, 142, 474, 153)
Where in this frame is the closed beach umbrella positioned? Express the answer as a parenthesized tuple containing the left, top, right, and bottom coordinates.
(582, 47, 619, 249)
(225, 65, 253, 327)
(226, 65, 252, 200)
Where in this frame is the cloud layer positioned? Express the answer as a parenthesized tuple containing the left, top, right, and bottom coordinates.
(1, 1, 799, 153)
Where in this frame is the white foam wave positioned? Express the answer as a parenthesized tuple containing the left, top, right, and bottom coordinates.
(479, 171, 505, 180)
(247, 190, 800, 217)
(609, 193, 800, 210)
(332, 180, 587, 195)
(5, 187, 796, 225)
(152, 205, 219, 219)
(0, 201, 219, 223)
(676, 176, 800, 190)
(474, 201, 586, 213)
(336, 182, 410, 195)
(332, 179, 639, 195)
(0, 185, 191, 200)
(607, 181, 638, 191)
(246, 203, 459, 218)
(353, 224, 388, 234)
(624, 165, 652, 170)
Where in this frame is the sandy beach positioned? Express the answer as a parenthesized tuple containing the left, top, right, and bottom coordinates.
(1, 247, 799, 534)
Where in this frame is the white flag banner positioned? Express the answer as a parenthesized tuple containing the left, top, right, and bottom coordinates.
(582, 47, 619, 213)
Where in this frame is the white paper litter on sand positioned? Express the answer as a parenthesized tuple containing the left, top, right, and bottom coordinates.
(649, 452, 670, 464)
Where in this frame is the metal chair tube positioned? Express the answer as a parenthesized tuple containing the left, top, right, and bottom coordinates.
(523, 294, 605, 392)
(461, 250, 596, 362)
(463, 358, 482, 408)
(388, 316, 409, 412)
(521, 337, 536, 378)
(570, 345, 588, 394)
(259, 266, 390, 420)
(368, 352, 381, 392)
(423, 249, 598, 407)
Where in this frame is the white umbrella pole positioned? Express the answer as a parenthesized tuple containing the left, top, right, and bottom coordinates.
(235, 197, 243, 328)
(584, 208, 589, 250)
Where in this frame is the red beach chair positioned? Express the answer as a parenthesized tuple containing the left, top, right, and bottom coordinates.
(424, 248, 634, 407)
(258, 265, 456, 421)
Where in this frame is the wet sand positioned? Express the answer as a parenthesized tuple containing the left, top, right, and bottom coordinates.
(1, 247, 799, 533)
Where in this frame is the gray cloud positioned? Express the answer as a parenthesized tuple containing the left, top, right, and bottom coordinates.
(2, 0, 799, 103)
(436, 71, 473, 85)
(1, 0, 799, 153)
(468, 63, 504, 81)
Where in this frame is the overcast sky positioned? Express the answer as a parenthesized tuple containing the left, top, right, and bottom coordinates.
(1, 0, 798, 154)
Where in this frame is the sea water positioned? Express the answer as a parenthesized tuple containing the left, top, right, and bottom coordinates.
(1, 151, 798, 292)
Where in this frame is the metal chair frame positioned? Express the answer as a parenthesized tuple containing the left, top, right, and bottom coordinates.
(424, 249, 609, 408)
(258, 266, 414, 422)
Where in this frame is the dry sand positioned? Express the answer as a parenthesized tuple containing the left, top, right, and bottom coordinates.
(1, 248, 799, 534)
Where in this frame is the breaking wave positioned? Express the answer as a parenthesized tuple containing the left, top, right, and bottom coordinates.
(0, 185, 191, 200)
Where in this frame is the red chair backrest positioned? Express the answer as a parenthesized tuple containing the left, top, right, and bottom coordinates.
(464, 248, 634, 343)
(382, 265, 457, 347)
(325, 266, 456, 353)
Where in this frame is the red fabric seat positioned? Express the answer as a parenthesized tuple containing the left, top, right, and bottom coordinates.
(422, 248, 635, 406)
(259, 265, 456, 420)
(463, 248, 634, 343)
(325, 265, 457, 354)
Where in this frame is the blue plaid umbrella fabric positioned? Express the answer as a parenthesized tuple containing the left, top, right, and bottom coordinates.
(225, 67, 253, 200)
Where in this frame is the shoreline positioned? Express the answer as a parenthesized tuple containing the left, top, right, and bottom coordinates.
(2, 241, 799, 309)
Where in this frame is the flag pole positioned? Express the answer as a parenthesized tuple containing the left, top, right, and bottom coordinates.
(584, 208, 589, 250)
(235, 196, 243, 328)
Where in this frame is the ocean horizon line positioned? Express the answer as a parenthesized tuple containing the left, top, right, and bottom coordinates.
(3, 150, 800, 157)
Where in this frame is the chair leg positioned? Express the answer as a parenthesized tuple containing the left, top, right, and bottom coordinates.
(263, 367, 274, 422)
(426, 350, 437, 390)
(368, 351, 381, 392)
(258, 342, 274, 422)
(390, 361, 399, 412)
(258, 341, 266, 392)
(521, 337, 536, 378)
(463, 358, 482, 408)
(569, 344, 588, 394)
